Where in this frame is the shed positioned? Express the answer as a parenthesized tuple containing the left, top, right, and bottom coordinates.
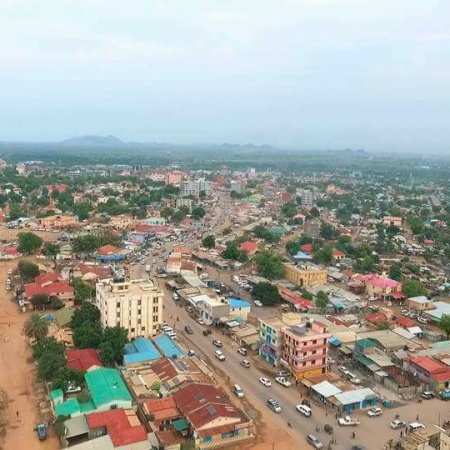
(334, 388, 378, 413)
(311, 381, 342, 400)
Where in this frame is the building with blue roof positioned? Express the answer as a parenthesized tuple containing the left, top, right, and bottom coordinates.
(124, 337, 161, 366)
(154, 334, 185, 358)
(292, 251, 313, 261)
(227, 298, 251, 320)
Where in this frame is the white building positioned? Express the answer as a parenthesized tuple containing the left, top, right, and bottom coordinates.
(96, 278, 164, 339)
(230, 179, 247, 195)
(179, 179, 213, 198)
(298, 189, 313, 207)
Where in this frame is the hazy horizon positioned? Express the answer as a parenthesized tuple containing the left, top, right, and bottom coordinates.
(1, 1, 449, 152)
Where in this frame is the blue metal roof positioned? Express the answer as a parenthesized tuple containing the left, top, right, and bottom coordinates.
(228, 299, 251, 308)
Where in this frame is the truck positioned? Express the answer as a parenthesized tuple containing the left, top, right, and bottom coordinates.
(439, 389, 450, 400)
(35, 423, 47, 440)
(145, 264, 151, 273)
(338, 416, 360, 426)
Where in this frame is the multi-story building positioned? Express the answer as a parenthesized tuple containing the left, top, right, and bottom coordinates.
(230, 179, 247, 195)
(280, 319, 330, 380)
(96, 277, 164, 339)
(283, 263, 328, 288)
(297, 189, 313, 207)
(259, 313, 303, 367)
(179, 179, 213, 198)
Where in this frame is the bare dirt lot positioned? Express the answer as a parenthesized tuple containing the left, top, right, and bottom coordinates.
(0, 227, 61, 243)
(0, 260, 59, 450)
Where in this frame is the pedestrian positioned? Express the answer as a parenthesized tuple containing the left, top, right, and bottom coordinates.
(300, 393, 303, 398)
(16, 410, 19, 420)
(326, 412, 328, 417)
(8, 323, 10, 327)
(416, 414, 419, 421)
(400, 431, 403, 438)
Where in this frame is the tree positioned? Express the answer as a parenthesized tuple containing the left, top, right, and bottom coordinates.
(315, 291, 329, 311)
(253, 250, 284, 280)
(74, 280, 95, 302)
(309, 207, 320, 218)
(191, 206, 206, 220)
(31, 294, 51, 310)
(71, 303, 101, 330)
(73, 202, 92, 221)
(281, 202, 297, 218)
(377, 321, 390, 330)
(151, 381, 161, 393)
(98, 341, 116, 366)
(313, 246, 333, 265)
(37, 351, 66, 381)
(51, 367, 85, 390)
(403, 279, 427, 298)
(160, 207, 174, 219)
(202, 235, 216, 249)
(285, 239, 301, 255)
(439, 315, 450, 339)
(43, 242, 60, 257)
(251, 282, 281, 306)
(24, 313, 49, 342)
(18, 232, 43, 254)
(72, 235, 101, 253)
(319, 222, 339, 241)
(388, 264, 403, 282)
(18, 260, 39, 282)
(73, 322, 103, 349)
(222, 227, 232, 235)
(223, 241, 247, 262)
(33, 337, 65, 360)
(101, 326, 128, 362)
(51, 298, 65, 310)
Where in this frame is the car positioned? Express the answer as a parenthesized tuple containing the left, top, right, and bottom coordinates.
(214, 350, 225, 361)
(276, 370, 290, 377)
(422, 391, 435, 399)
(326, 356, 336, 364)
(401, 309, 409, 315)
(338, 366, 349, 375)
(259, 377, 272, 387)
(267, 398, 282, 413)
(35, 423, 47, 440)
(350, 376, 362, 385)
(275, 377, 291, 387)
(64, 382, 82, 394)
(196, 318, 204, 325)
(212, 340, 223, 348)
(187, 349, 196, 357)
(390, 419, 406, 429)
(253, 300, 263, 307)
(418, 316, 428, 324)
(409, 313, 418, 319)
(7, 269, 12, 275)
(237, 347, 247, 356)
(306, 434, 323, 449)
(240, 359, 250, 368)
(184, 325, 193, 334)
(367, 407, 382, 417)
(295, 404, 312, 416)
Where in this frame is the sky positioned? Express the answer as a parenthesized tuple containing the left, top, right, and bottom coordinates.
(0, 0, 449, 152)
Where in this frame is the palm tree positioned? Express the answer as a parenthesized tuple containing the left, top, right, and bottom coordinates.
(24, 313, 49, 342)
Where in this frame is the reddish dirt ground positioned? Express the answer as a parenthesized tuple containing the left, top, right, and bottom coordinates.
(0, 261, 59, 450)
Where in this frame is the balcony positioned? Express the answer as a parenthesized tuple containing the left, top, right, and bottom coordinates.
(290, 352, 327, 363)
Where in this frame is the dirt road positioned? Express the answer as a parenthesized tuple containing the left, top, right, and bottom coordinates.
(0, 261, 59, 450)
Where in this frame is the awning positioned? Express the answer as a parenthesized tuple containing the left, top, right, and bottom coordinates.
(329, 336, 342, 347)
(339, 346, 353, 355)
(173, 418, 189, 431)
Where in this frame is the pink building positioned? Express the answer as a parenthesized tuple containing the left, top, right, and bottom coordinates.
(351, 273, 403, 300)
(280, 320, 330, 380)
(165, 170, 186, 185)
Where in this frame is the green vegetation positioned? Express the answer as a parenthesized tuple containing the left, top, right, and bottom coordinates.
(24, 313, 49, 341)
(222, 241, 248, 262)
(202, 235, 216, 249)
(403, 279, 427, 298)
(439, 315, 450, 339)
(253, 250, 284, 280)
(251, 282, 281, 306)
(17, 232, 43, 254)
(315, 291, 329, 311)
(18, 260, 39, 282)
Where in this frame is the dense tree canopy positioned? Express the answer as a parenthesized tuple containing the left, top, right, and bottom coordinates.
(253, 250, 284, 280)
(251, 282, 281, 305)
(403, 279, 427, 298)
(202, 235, 216, 249)
(18, 260, 39, 282)
(18, 232, 43, 254)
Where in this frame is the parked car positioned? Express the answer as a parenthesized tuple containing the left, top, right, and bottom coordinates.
(184, 325, 193, 334)
(259, 377, 272, 387)
(240, 360, 250, 368)
(187, 349, 196, 357)
(276, 370, 290, 377)
(326, 356, 336, 364)
(237, 347, 247, 356)
(214, 350, 225, 361)
(295, 404, 312, 417)
(253, 300, 263, 307)
(267, 398, 282, 413)
(212, 340, 223, 348)
(306, 434, 323, 449)
(338, 366, 349, 375)
(367, 407, 383, 417)
(390, 419, 406, 429)
(196, 317, 204, 325)
(275, 377, 291, 387)
(418, 316, 428, 324)
(422, 391, 435, 400)
(349, 375, 362, 385)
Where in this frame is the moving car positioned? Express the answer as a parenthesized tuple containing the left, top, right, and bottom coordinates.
(390, 419, 406, 429)
(184, 325, 193, 334)
(253, 300, 263, 307)
(267, 398, 282, 413)
(306, 434, 323, 449)
(240, 359, 250, 368)
(214, 350, 225, 361)
(349, 375, 362, 385)
(234, 384, 244, 398)
(367, 407, 382, 417)
(276, 370, 290, 377)
(275, 377, 291, 387)
(212, 340, 223, 348)
(338, 416, 360, 426)
(237, 347, 247, 356)
(408, 422, 425, 432)
(259, 377, 272, 387)
(295, 404, 312, 416)
(339, 366, 349, 375)
(187, 349, 196, 357)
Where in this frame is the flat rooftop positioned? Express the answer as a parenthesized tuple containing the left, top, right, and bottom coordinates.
(97, 278, 162, 296)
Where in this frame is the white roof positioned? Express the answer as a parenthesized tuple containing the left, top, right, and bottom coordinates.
(334, 388, 377, 405)
(425, 301, 450, 320)
(311, 381, 342, 398)
(392, 327, 416, 340)
(408, 296, 430, 304)
(407, 326, 422, 335)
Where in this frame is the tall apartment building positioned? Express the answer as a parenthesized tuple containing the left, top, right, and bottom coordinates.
(298, 189, 313, 207)
(230, 179, 247, 195)
(96, 278, 164, 339)
(259, 313, 303, 367)
(179, 179, 213, 198)
(280, 320, 330, 380)
(284, 263, 328, 288)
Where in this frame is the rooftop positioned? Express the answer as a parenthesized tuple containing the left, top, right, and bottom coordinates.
(85, 368, 132, 407)
(124, 337, 161, 365)
(67, 348, 103, 372)
(96, 278, 162, 297)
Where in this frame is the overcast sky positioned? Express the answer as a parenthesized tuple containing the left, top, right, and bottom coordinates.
(0, 0, 449, 152)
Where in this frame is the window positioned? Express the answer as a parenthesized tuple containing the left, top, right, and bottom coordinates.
(153, 306, 158, 313)
(116, 301, 120, 308)
(138, 300, 141, 306)
(141, 327, 145, 331)
(153, 315, 158, 322)
(138, 309, 141, 315)
(312, 359, 316, 364)
(313, 340, 317, 345)
(312, 350, 317, 355)
(131, 328, 135, 332)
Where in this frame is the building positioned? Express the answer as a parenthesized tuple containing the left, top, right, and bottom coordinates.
(96, 277, 164, 339)
(230, 179, 247, 195)
(24, 273, 75, 305)
(298, 189, 313, 207)
(165, 170, 186, 185)
(227, 299, 251, 320)
(406, 296, 434, 312)
(383, 216, 402, 227)
(179, 179, 213, 198)
(66, 348, 103, 372)
(283, 263, 328, 288)
(36, 214, 78, 230)
(176, 198, 194, 211)
(187, 294, 229, 325)
(408, 356, 450, 391)
(350, 273, 403, 300)
(280, 319, 330, 380)
(259, 313, 303, 367)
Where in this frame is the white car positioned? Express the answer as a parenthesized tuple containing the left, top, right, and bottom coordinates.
(214, 350, 225, 361)
(350, 376, 362, 385)
(237, 347, 247, 356)
(367, 407, 382, 417)
(253, 300, 263, 307)
(390, 419, 406, 429)
(295, 404, 312, 417)
(259, 377, 272, 387)
(196, 318, 205, 325)
(267, 398, 282, 413)
(275, 377, 291, 387)
(326, 356, 335, 364)
(240, 359, 250, 368)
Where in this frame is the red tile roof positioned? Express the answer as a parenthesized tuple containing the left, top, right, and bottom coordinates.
(87, 409, 147, 446)
(66, 348, 103, 372)
(410, 356, 448, 374)
(145, 397, 180, 421)
(97, 244, 121, 256)
(397, 316, 415, 328)
(300, 244, 313, 253)
(364, 312, 388, 324)
(79, 265, 111, 278)
(430, 370, 450, 382)
(239, 241, 259, 255)
(35, 273, 62, 285)
(24, 280, 74, 298)
(333, 250, 345, 257)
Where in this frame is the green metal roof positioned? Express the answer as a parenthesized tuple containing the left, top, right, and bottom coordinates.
(50, 388, 63, 402)
(54, 308, 75, 327)
(173, 418, 189, 431)
(357, 355, 374, 368)
(85, 368, 132, 408)
(79, 399, 97, 413)
(356, 338, 376, 348)
(55, 398, 80, 418)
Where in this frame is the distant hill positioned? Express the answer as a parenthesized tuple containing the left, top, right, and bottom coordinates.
(60, 135, 125, 146)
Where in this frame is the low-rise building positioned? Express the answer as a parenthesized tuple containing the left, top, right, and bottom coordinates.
(36, 214, 78, 230)
(283, 263, 328, 288)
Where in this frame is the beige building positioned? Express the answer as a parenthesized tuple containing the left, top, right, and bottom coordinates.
(284, 263, 327, 288)
(96, 278, 164, 339)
